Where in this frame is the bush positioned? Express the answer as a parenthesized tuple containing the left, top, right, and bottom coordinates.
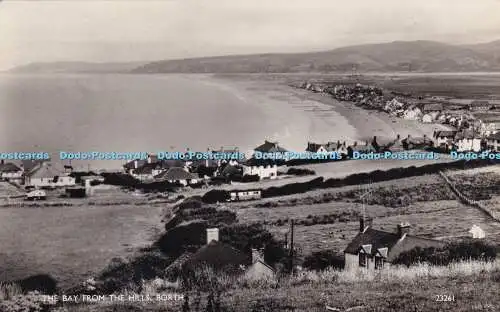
(393, 240, 497, 267)
(286, 168, 315, 176)
(303, 250, 345, 271)
(241, 174, 260, 183)
(17, 274, 57, 295)
(202, 190, 230, 204)
(155, 220, 208, 255)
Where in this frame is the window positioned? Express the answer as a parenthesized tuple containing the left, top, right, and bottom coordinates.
(375, 256, 384, 270)
(359, 252, 367, 267)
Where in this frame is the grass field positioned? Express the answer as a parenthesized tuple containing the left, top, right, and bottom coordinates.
(229, 172, 500, 257)
(0, 202, 166, 289)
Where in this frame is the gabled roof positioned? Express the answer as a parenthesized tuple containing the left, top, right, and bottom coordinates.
(251, 259, 276, 273)
(344, 228, 446, 262)
(455, 130, 481, 140)
(0, 162, 22, 173)
(155, 167, 197, 181)
(183, 240, 251, 273)
(26, 163, 66, 179)
(254, 140, 288, 153)
(21, 160, 47, 174)
(306, 143, 326, 152)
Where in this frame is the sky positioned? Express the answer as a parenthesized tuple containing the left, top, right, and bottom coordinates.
(1, 0, 500, 70)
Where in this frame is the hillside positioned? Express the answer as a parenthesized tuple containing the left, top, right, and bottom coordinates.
(8, 61, 147, 74)
(9, 40, 500, 74)
(132, 40, 500, 74)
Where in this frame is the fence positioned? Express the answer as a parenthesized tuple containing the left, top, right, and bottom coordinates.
(438, 171, 500, 222)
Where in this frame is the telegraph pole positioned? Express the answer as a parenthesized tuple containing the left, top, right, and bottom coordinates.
(289, 219, 295, 273)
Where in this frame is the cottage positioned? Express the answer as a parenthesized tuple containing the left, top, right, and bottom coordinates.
(242, 158, 277, 180)
(344, 218, 445, 271)
(229, 189, 262, 201)
(469, 225, 486, 239)
(182, 228, 251, 275)
(455, 130, 483, 152)
(403, 106, 422, 120)
(347, 141, 376, 158)
(401, 134, 433, 150)
(486, 132, 500, 152)
(24, 163, 76, 188)
(245, 248, 276, 280)
(433, 130, 458, 149)
(154, 167, 199, 186)
(254, 140, 288, 154)
(0, 161, 23, 182)
(421, 114, 433, 123)
(305, 142, 328, 154)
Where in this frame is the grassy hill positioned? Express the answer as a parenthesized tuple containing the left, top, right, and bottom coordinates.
(131, 40, 500, 74)
(9, 40, 500, 74)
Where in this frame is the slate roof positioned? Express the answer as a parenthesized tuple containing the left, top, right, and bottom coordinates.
(123, 159, 147, 170)
(21, 160, 47, 174)
(254, 140, 288, 153)
(455, 130, 481, 140)
(155, 167, 197, 181)
(183, 240, 251, 273)
(243, 157, 277, 167)
(0, 162, 22, 173)
(344, 228, 446, 262)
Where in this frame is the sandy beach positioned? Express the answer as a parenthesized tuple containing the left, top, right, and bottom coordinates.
(210, 74, 451, 149)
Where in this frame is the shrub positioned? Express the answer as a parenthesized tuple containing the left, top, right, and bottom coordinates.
(202, 190, 230, 204)
(241, 174, 260, 183)
(286, 168, 316, 176)
(17, 274, 57, 295)
(303, 250, 345, 271)
(155, 220, 208, 255)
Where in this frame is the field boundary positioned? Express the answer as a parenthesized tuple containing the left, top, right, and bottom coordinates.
(439, 170, 500, 222)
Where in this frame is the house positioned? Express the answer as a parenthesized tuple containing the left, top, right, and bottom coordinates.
(401, 134, 433, 150)
(245, 248, 276, 280)
(242, 158, 278, 180)
(421, 114, 433, 123)
(403, 106, 422, 120)
(254, 140, 288, 154)
(211, 147, 243, 167)
(325, 141, 348, 157)
(347, 141, 376, 158)
(469, 100, 491, 111)
(486, 132, 500, 152)
(0, 161, 23, 182)
(433, 130, 458, 149)
(469, 225, 486, 239)
(384, 98, 404, 114)
(228, 189, 262, 201)
(305, 142, 327, 153)
(344, 218, 446, 271)
(154, 167, 199, 186)
(182, 228, 251, 275)
(24, 162, 76, 188)
(455, 130, 483, 152)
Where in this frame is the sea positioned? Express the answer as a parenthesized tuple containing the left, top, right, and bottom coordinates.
(0, 73, 279, 170)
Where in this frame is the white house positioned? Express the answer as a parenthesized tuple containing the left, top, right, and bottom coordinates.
(403, 107, 422, 120)
(469, 225, 486, 239)
(433, 130, 458, 149)
(229, 189, 262, 201)
(242, 161, 278, 180)
(24, 163, 76, 188)
(455, 130, 483, 152)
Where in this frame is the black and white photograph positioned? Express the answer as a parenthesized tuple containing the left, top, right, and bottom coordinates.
(1, 0, 500, 311)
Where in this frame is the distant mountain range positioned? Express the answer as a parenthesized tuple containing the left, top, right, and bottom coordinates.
(8, 61, 147, 74)
(9, 40, 500, 74)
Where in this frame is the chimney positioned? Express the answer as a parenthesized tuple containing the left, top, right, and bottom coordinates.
(397, 134, 401, 140)
(397, 222, 411, 238)
(359, 217, 373, 233)
(353, 141, 358, 147)
(134, 159, 138, 169)
(0, 160, 4, 165)
(206, 228, 219, 244)
(251, 248, 264, 264)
